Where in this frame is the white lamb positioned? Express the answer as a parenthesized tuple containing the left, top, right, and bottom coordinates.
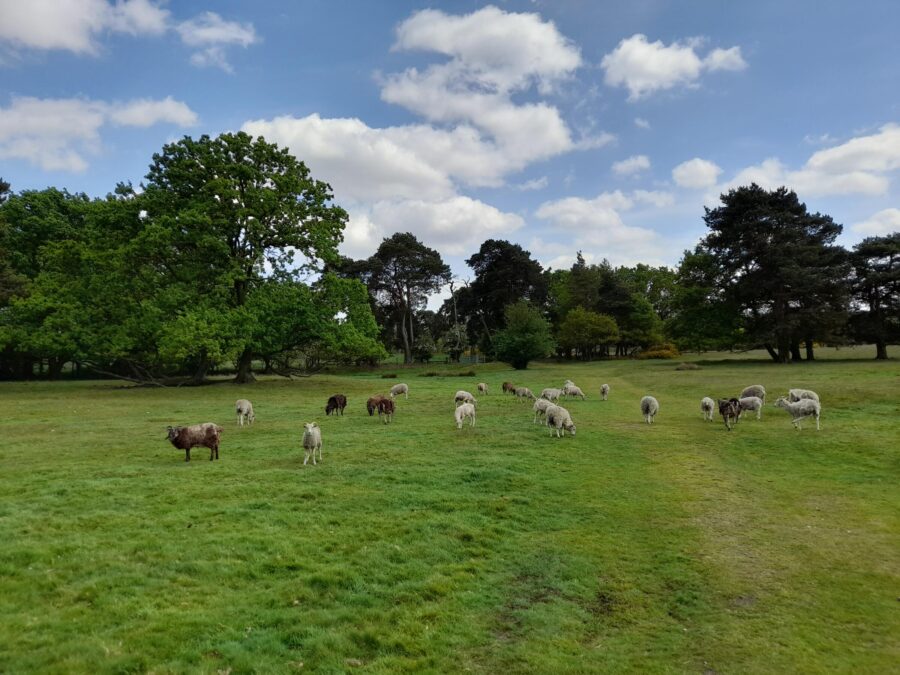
(533, 398, 553, 424)
(390, 383, 409, 399)
(740, 385, 766, 404)
(600, 384, 610, 401)
(515, 386, 535, 401)
(454, 402, 476, 429)
(700, 396, 715, 421)
(563, 384, 586, 400)
(774, 396, 821, 430)
(477, 382, 488, 395)
(545, 404, 576, 438)
(235, 399, 255, 426)
(640, 396, 659, 424)
(788, 388, 820, 403)
(302, 422, 322, 465)
(541, 387, 562, 402)
(454, 390, 477, 406)
(738, 396, 763, 420)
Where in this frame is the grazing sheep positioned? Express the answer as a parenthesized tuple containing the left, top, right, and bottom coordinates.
(788, 388, 820, 403)
(376, 398, 395, 424)
(700, 396, 715, 421)
(718, 398, 741, 431)
(541, 387, 562, 402)
(455, 390, 477, 406)
(502, 381, 516, 395)
(367, 395, 388, 416)
(514, 386, 535, 401)
(533, 398, 553, 424)
(563, 384, 586, 400)
(390, 383, 409, 399)
(640, 396, 659, 425)
(302, 422, 323, 465)
(774, 396, 821, 430)
(477, 382, 489, 395)
(455, 402, 476, 429)
(739, 385, 767, 404)
(235, 399, 255, 427)
(325, 394, 347, 416)
(546, 404, 576, 438)
(563, 379, 575, 389)
(166, 423, 223, 462)
(600, 384, 610, 401)
(738, 396, 763, 420)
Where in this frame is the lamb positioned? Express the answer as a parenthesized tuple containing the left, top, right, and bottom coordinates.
(235, 399, 255, 427)
(502, 381, 516, 395)
(546, 404, 576, 438)
(302, 422, 323, 465)
(640, 396, 659, 425)
(455, 390, 477, 406)
(477, 382, 489, 395)
(514, 386, 535, 401)
(563, 379, 575, 389)
(533, 398, 553, 424)
(788, 388, 820, 403)
(390, 383, 409, 399)
(700, 396, 715, 421)
(774, 396, 821, 430)
(166, 423, 223, 462)
(563, 384, 586, 400)
(600, 384, 610, 401)
(541, 387, 562, 402)
(376, 397, 395, 424)
(325, 394, 347, 416)
(738, 396, 763, 421)
(366, 395, 388, 416)
(454, 402, 476, 429)
(718, 398, 741, 431)
(739, 385, 766, 404)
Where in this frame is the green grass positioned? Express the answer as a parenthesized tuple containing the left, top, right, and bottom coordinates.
(1, 353, 898, 673)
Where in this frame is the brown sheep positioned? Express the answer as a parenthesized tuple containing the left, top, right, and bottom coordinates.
(166, 423, 223, 462)
(367, 394, 388, 416)
(718, 398, 741, 431)
(326, 394, 347, 416)
(376, 397, 394, 424)
(502, 381, 516, 395)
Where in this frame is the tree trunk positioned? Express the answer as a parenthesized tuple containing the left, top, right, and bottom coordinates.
(47, 357, 64, 380)
(399, 312, 412, 364)
(234, 348, 256, 384)
(805, 339, 815, 361)
(875, 340, 888, 360)
(764, 343, 779, 361)
(790, 341, 803, 362)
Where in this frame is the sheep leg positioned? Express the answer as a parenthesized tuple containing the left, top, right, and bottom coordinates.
(185, 448, 191, 462)
(304, 450, 310, 466)
(815, 414, 820, 431)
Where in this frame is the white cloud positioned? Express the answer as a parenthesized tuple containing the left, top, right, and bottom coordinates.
(176, 11, 258, 73)
(0, 95, 197, 172)
(0, 0, 168, 54)
(612, 154, 650, 176)
(601, 34, 746, 100)
(672, 157, 722, 188)
(851, 208, 900, 236)
(515, 176, 549, 191)
(805, 124, 900, 175)
(634, 117, 651, 130)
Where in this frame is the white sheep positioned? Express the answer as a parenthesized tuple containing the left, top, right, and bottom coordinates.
(563, 383, 586, 400)
(235, 399, 255, 427)
(546, 404, 576, 438)
(515, 386, 535, 401)
(640, 396, 659, 424)
(533, 398, 553, 424)
(788, 388, 820, 403)
(454, 390, 477, 406)
(700, 396, 715, 421)
(477, 382, 488, 395)
(563, 379, 575, 389)
(600, 384, 610, 401)
(302, 422, 323, 465)
(774, 396, 821, 430)
(390, 382, 409, 399)
(454, 402, 476, 429)
(541, 387, 562, 402)
(738, 396, 763, 420)
(739, 385, 766, 404)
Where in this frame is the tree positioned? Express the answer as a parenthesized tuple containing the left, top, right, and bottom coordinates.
(557, 307, 619, 359)
(698, 184, 849, 363)
(850, 233, 900, 359)
(363, 233, 451, 364)
(142, 132, 348, 382)
(493, 301, 555, 369)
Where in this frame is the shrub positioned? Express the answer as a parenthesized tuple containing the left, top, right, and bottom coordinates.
(637, 343, 681, 360)
(381, 373, 398, 378)
(675, 362, 701, 370)
(458, 370, 476, 377)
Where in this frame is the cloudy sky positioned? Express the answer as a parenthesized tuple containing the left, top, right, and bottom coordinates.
(2, 0, 899, 287)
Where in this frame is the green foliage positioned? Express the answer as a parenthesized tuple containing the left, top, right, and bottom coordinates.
(557, 307, 619, 359)
(636, 342, 681, 359)
(493, 301, 555, 369)
(850, 233, 900, 359)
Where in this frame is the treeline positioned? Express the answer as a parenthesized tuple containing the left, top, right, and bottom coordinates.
(1, 133, 898, 381)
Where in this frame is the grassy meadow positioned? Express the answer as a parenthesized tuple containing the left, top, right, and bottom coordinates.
(1, 349, 898, 673)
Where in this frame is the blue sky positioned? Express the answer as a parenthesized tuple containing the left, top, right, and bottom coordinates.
(2, 0, 899, 289)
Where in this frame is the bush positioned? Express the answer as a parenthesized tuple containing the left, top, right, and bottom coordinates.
(493, 301, 555, 370)
(675, 362, 701, 370)
(458, 370, 476, 377)
(420, 371, 440, 377)
(381, 373, 398, 378)
(637, 343, 681, 359)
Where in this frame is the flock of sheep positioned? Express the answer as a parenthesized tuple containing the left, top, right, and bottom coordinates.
(164, 379, 823, 465)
